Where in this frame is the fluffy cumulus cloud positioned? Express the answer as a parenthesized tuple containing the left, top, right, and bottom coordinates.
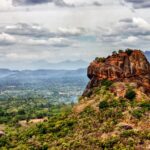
(12, 0, 102, 7)
(27, 37, 74, 47)
(58, 27, 86, 36)
(4, 23, 86, 38)
(13, 0, 72, 7)
(0, 23, 84, 48)
(0, 0, 13, 9)
(97, 17, 150, 47)
(0, 0, 103, 12)
(123, 0, 150, 9)
(4, 23, 55, 37)
(118, 17, 150, 36)
(0, 33, 16, 45)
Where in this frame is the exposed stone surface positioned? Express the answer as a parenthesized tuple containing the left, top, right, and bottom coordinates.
(83, 50, 150, 96)
(0, 131, 5, 137)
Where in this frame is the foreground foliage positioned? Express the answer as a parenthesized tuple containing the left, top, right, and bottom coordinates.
(0, 84, 150, 150)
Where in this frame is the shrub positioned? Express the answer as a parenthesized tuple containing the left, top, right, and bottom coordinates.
(127, 137, 135, 146)
(120, 130, 137, 138)
(95, 57, 106, 63)
(101, 136, 119, 148)
(140, 130, 150, 140)
(0, 136, 9, 147)
(140, 102, 150, 110)
(99, 101, 109, 109)
(101, 79, 113, 89)
(109, 100, 119, 107)
(18, 109, 26, 115)
(81, 107, 96, 116)
(42, 143, 48, 150)
(37, 123, 47, 134)
(132, 109, 143, 119)
(125, 49, 133, 55)
(118, 49, 124, 53)
(125, 89, 136, 100)
(119, 98, 127, 108)
(112, 51, 117, 55)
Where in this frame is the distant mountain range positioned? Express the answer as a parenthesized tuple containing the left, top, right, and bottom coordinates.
(145, 51, 150, 62)
(0, 68, 88, 89)
(0, 59, 89, 89)
(0, 68, 87, 79)
(30, 60, 89, 70)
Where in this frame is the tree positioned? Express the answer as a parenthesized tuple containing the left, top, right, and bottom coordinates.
(95, 57, 106, 63)
(112, 51, 117, 55)
(125, 89, 136, 100)
(125, 49, 133, 55)
(118, 49, 124, 53)
(99, 100, 109, 109)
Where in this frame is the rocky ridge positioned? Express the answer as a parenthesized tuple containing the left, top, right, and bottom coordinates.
(83, 49, 150, 97)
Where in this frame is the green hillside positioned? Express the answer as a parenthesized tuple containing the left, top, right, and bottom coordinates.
(0, 82, 149, 150)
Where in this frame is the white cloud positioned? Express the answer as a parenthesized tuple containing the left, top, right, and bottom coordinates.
(123, 0, 150, 9)
(58, 27, 85, 36)
(27, 37, 73, 47)
(0, 0, 13, 9)
(121, 36, 138, 45)
(125, 36, 138, 43)
(48, 37, 72, 47)
(132, 17, 150, 30)
(64, 0, 118, 6)
(6, 52, 39, 61)
(0, 33, 16, 45)
(95, 17, 150, 50)
(4, 23, 52, 37)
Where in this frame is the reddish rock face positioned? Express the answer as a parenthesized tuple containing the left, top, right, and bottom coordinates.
(83, 50, 150, 96)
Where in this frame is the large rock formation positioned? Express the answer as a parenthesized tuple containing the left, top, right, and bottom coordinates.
(83, 50, 150, 96)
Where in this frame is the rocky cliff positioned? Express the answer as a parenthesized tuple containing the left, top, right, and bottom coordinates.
(83, 49, 150, 96)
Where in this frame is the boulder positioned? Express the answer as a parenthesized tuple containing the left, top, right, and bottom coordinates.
(0, 131, 5, 137)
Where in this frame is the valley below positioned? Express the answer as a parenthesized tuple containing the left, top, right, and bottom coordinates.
(0, 69, 88, 131)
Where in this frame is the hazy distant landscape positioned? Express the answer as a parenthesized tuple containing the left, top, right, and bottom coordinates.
(0, 68, 88, 103)
(0, 67, 88, 129)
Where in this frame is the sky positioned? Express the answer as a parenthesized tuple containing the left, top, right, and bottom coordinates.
(0, 0, 150, 69)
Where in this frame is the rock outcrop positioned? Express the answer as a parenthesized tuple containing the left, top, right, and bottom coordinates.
(83, 50, 150, 96)
(0, 131, 5, 137)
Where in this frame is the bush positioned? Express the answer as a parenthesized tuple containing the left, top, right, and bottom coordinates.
(112, 51, 117, 55)
(140, 102, 150, 110)
(125, 89, 136, 100)
(132, 109, 143, 119)
(118, 49, 124, 53)
(0, 136, 10, 147)
(101, 136, 119, 148)
(101, 79, 113, 89)
(119, 98, 127, 108)
(120, 130, 137, 138)
(42, 143, 48, 150)
(99, 101, 109, 109)
(125, 49, 133, 55)
(95, 57, 105, 63)
(109, 100, 119, 107)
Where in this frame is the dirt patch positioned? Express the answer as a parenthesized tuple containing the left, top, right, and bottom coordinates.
(73, 99, 96, 114)
(19, 118, 48, 127)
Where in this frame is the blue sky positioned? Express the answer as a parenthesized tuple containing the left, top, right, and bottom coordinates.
(0, 0, 150, 69)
